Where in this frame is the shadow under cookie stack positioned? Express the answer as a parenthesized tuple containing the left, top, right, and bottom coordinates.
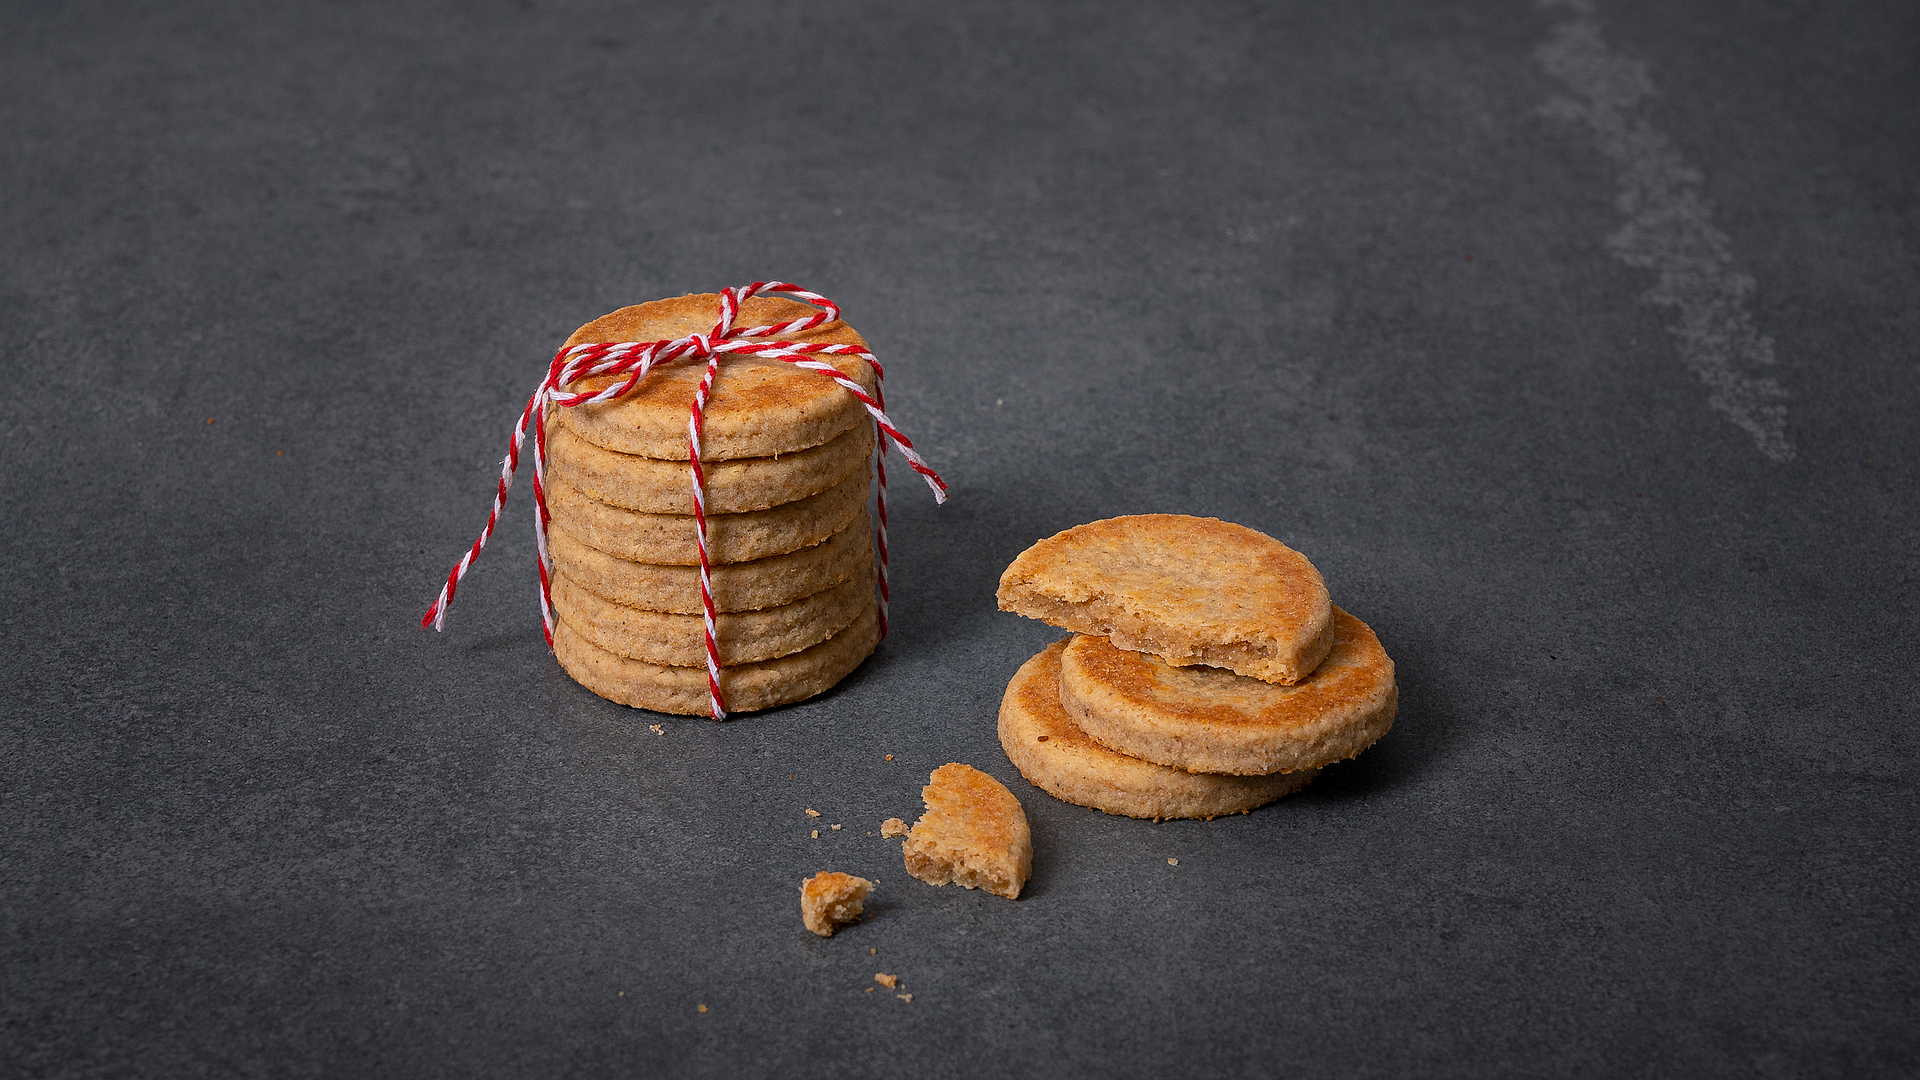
(994, 515, 1398, 819)
(543, 294, 885, 715)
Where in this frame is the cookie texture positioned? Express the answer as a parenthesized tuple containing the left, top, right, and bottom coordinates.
(544, 465, 868, 566)
(550, 565, 873, 667)
(1000, 640, 1318, 819)
(800, 871, 874, 937)
(546, 513, 870, 615)
(1058, 608, 1397, 776)
(901, 763, 1032, 900)
(552, 605, 879, 715)
(545, 419, 873, 515)
(554, 294, 878, 460)
(996, 514, 1333, 685)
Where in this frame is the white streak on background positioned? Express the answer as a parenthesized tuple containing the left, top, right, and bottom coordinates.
(1536, 0, 1795, 462)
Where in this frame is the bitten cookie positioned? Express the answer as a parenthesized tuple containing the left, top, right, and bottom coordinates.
(1058, 609, 1397, 776)
(996, 515, 1333, 685)
(1000, 640, 1319, 819)
(901, 764, 1032, 899)
(553, 294, 879, 460)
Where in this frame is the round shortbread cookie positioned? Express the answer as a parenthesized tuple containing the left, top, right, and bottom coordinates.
(1057, 608, 1397, 776)
(546, 511, 871, 615)
(544, 465, 868, 566)
(998, 640, 1318, 820)
(545, 419, 874, 515)
(550, 564, 873, 668)
(554, 605, 879, 715)
(554, 294, 879, 461)
(996, 514, 1334, 685)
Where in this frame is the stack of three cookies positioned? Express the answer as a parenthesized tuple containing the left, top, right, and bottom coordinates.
(544, 294, 886, 715)
(995, 515, 1397, 819)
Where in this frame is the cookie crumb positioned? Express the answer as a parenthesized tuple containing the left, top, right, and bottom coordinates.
(865, 987, 874, 993)
(874, 973, 898, 989)
(897, 993, 913, 1003)
(811, 829, 819, 839)
(869, 948, 877, 955)
(698, 1004, 708, 1013)
(885, 754, 893, 761)
(831, 824, 842, 831)
(1168, 858, 1178, 866)
(881, 817, 908, 838)
(805, 808, 821, 818)
(800, 871, 875, 936)
(649, 724, 663, 735)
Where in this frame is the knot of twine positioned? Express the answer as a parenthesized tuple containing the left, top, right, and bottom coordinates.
(423, 282, 948, 719)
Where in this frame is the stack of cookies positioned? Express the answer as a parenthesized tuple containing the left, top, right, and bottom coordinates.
(994, 515, 1397, 819)
(544, 294, 883, 715)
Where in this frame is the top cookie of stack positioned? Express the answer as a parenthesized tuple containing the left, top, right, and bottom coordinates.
(994, 515, 1397, 819)
(546, 294, 882, 716)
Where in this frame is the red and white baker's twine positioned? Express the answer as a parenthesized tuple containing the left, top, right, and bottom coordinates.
(422, 283, 947, 719)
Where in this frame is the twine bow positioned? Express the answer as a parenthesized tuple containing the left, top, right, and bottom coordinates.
(423, 282, 948, 718)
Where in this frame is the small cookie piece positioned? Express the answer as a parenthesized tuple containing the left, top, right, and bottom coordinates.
(1000, 640, 1319, 819)
(996, 515, 1333, 685)
(800, 871, 874, 937)
(901, 764, 1032, 899)
(545, 419, 873, 515)
(553, 605, 878, 715)
(544, 465, 868, 566)
(550, 565, 873, 667)
(1059, 609, 1397, 776)
(555, 294, 879, 460)
(546, 511, 870, 615)
(880, 818, 908, 838)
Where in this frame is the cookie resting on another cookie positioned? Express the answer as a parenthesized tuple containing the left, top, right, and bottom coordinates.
(901, 764, 1032, 899)
(1058, 609, 1398, 776)
(1000, 640, 1319, 819)
(996, 514, 1334, 685)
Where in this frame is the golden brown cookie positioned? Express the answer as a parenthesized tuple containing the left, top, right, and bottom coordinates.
(554, 294, 879, 460)
(550, 564, 873, 667)
(900, 763, 1032, 899)
(544, 419, 873, 515)
(544, 465, 868, 566)
(1058, 609, 1396, 776)
(996, 514, 1333, 685)
(999, 640, 1319, 819)
(552, 605, 879, 716)
(546, 512, 871, 614)
(800, 871, 874, 937)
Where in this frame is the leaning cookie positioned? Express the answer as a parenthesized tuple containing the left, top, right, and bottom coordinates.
(553, 605, 878, 715)
(996, 514, 1333, 685)
(999, 640, 1318, 820)
(1058, 609, 1396, 777)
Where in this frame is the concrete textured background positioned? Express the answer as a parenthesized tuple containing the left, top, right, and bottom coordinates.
(3, 0, 1915, 1075)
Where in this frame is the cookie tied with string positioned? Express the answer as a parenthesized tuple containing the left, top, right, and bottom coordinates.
(422, 283, 946, 720)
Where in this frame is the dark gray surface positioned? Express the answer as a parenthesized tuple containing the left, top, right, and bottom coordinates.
(4, 0, 1916, 1075)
